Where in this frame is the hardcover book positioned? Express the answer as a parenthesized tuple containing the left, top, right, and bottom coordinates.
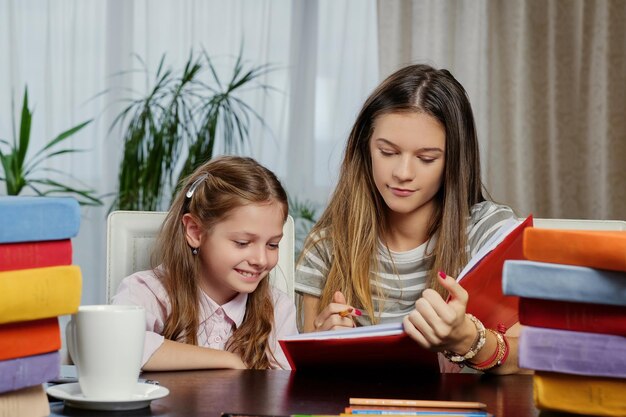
(0, 240, 72, 272)
(523, 228, 626, 271)
(279, 323, 439, 372)
(0, 318, 61, 361)
(519, 326, 626, 379)
(0, 196, 80, 244)
(0, 351, 60, 394)
(533, 371, 626, 416)
(502, 260, 626, 307)
(519, 297, 626, 336)
(0, 265, 82, 324)
(0, 384, 50, 417)
(456, 215, 533, 330)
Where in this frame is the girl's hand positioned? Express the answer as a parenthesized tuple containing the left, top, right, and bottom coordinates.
(402, 272, 476, 353)
(312, 291, 361, 332)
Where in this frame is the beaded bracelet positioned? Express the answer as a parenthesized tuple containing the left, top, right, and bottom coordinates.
(465, 329, 510, 371)
(443, 314, 486, 363)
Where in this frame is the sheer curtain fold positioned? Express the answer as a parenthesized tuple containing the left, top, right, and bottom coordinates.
(1, 0, 378, 304)
(378, 0, 626, 221)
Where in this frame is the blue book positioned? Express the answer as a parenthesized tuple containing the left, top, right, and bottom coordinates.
(502, 260, 626, 307)
(519, 326, 626, 379)
(0, 351, 60, 394)
(0, 197, 80, 244)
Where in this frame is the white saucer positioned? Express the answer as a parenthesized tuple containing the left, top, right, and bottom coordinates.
(46, 382, 169, 411)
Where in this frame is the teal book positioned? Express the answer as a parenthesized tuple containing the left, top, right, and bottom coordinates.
(0, 197, 80, 244)
(502, 260, 626, 307)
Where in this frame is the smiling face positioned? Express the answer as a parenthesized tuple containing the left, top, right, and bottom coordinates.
(369, 112, 446, 220)
(183, 201, 285, 305)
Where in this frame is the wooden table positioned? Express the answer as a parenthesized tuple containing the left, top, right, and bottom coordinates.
(49, 370, 545, 417)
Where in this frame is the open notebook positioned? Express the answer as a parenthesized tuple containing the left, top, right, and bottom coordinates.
(281, 215, 533, 370)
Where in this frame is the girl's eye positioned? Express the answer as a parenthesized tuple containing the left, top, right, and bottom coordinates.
(267, 243, 280, 250)
(419, 157, 436, 164)
(234, 241, 249, 247)
(380, 149, 396, 156)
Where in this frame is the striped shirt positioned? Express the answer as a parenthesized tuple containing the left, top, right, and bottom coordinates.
(295, 201, 516, 326)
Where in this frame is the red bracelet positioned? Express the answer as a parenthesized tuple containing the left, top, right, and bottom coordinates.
(465, 329, 508, 371)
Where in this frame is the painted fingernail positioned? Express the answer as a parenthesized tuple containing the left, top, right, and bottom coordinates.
(354, 309, 362, 316)
(438, 270, 447, 279)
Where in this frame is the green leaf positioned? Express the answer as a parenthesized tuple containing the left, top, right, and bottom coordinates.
(36, 119, 92, 156)
(16, 87, 32, 169)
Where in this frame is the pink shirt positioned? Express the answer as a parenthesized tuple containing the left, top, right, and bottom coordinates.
(112, 269, 298, 369)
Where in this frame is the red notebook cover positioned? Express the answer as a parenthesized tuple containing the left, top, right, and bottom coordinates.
(0, 239, 72, 272)
(0, 318, 61, 361)
(457, 215, 533, 330)
(519, 297, 626, 336)
(279, 323, 439, 372)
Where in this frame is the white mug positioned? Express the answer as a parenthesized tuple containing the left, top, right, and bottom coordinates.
(66, 305, 145, 400)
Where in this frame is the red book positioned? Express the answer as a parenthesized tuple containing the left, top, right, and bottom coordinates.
(279, 323, 439, 372)
(519, 297, 626, 336)
(0, 318, 61, 361)
(455, 215, 533, 330)
(0, 239, 72, 271)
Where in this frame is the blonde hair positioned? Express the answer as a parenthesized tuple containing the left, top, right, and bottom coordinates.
(301, 65, 485, 322)
(153, 155, 288, 369)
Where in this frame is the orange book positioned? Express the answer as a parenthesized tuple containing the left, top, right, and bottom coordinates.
(0, 318, 61, 361)
(523, 228, 626, 271)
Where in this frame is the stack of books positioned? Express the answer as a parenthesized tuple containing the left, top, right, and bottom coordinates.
(0, 197, 82, 417)
(502, 228, 626, 417)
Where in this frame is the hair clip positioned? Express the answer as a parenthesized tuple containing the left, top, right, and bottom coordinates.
(186, 173, 209, 198)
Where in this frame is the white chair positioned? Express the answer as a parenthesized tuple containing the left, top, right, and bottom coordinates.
(106, 210, 295, 303)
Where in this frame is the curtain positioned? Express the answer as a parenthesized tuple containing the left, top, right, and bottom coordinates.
(0, 0, 378, 304)
(378, 0, 626, 221)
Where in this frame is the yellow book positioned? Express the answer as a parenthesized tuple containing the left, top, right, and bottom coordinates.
(534, 371, 626, 416)
(0, 385, 50, 417)
(0, 265, 81, 324)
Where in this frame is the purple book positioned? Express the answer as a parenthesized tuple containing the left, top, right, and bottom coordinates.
(519, 326, 626, 379)
(0, 351, 60, 394)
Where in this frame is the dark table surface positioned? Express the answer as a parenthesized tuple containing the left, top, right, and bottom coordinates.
(48, 369, 554, 417)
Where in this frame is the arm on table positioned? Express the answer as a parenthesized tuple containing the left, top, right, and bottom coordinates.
(143, 339, 246, 371)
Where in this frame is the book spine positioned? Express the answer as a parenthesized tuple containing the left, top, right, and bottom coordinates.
(502, 260, 626, 307)
(0, 385, 50, 417)
(0, 351, 60, 394)
(519, 297, 626, 336)
(0, 318, 61, 361)
(0, 265, 82, 325)
(533, 371, 626, 416)
(0, 197, 80, 244)
(0, 240, 72, 272)
(519, 326, 626, 379)
(523, 228, 626, 272)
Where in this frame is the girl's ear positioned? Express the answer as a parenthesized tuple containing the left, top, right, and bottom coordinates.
(182, 213, 203, 248)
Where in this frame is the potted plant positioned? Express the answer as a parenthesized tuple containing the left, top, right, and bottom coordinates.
(110, 48, 276, 211)
(0, 86, 103, 206)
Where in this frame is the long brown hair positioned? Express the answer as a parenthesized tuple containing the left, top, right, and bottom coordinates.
(153, 156, 288, 369)
(302, 64, 485, 322)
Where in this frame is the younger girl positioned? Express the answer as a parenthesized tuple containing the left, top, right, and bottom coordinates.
(114, 156, 297, 370)
(296, 64, 522, 374)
